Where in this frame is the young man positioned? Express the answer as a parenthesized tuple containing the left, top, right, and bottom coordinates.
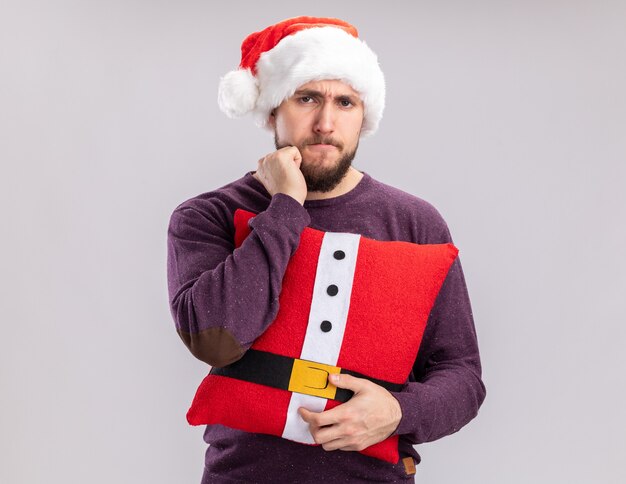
(167, 16, 486, 483)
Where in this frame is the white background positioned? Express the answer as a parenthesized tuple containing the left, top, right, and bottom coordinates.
(2, 1, 625, 483)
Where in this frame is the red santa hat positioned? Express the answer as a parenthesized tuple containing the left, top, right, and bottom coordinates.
(217, 16, 386, 136)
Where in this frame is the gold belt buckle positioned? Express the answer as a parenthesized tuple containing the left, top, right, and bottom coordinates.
(288, 358, 341, 399)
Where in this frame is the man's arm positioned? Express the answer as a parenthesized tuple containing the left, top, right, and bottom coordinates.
(168, 146, 309, 367)
(390, 256, 486, 443)
(299, 256, 485, 451)
(167, 192, 310, 367)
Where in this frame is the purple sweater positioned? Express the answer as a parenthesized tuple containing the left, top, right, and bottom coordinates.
(167, 171, 486, 483)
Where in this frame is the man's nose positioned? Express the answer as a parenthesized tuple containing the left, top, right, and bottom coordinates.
(313, 102, 335, 135)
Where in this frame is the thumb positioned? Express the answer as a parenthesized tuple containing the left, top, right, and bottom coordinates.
(329, 373, 366, 393)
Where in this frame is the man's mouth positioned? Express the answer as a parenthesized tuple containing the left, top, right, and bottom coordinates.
(307, 143, 337, 151)
(304, 137, 342, 148)
(307, 138, 341, 146)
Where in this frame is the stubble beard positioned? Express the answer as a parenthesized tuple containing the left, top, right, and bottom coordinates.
(274, 132, 359, 193)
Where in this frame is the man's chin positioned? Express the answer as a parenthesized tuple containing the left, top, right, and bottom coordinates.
(300, 151, 356, 192)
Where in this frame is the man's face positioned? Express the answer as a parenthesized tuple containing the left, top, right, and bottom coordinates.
(269, 79, 364, 192)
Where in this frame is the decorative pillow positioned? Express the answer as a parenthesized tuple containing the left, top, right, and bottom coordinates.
(186, 208, 459, 463)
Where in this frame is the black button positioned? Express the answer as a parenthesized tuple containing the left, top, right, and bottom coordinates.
(333, 250, 345, 260)
(320, 320, 332, 332)
(327, 284, 339, 296)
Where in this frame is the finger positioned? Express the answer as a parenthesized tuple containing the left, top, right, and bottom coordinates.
(324, 436, 368, 452)
(291, 147, 302, 164)
(279, 146, 302, 162)
(298, 407, 331, 426)
(299, 406, 341, 428)
(298, 407, 316, 423)
(299, 406, 334, 428)
(302, 403, 347, 428)
(321, 437, 355, 452)
(310, 423, 342, 446)
(329, 373, 368, 394)
(336, 443, 363, 452)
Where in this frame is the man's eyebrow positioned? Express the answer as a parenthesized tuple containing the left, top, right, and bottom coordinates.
(293, 89, 361, 103)
(293, 89, 323, 98)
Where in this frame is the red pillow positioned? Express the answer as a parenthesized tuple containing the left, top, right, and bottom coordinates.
(186, 208, 458, 463)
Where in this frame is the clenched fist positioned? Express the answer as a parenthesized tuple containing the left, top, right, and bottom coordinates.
(253, 146, 308, 205)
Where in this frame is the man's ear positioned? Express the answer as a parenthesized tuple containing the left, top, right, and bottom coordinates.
(268, 109, 277, 129)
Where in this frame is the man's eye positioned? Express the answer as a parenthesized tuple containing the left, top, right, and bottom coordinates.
(340, 99, 353, 107)
(300, 96, 313, 103)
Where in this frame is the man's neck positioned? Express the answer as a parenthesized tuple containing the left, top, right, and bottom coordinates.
(305, 167, 364, 201)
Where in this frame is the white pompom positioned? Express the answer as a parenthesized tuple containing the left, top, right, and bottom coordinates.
(217, 68, 259, 118)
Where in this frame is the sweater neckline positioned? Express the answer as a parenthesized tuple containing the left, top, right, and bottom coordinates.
(244, 170, 372, 208)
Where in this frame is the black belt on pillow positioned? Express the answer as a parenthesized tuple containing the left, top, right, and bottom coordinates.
(210, 349, 405, 402)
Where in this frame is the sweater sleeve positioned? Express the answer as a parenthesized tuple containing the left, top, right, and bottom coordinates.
(167, 193, 311, 367)
(389, 240, 486, 443)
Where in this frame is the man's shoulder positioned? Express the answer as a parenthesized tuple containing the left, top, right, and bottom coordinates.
(367, 174, 449, 227)
(168, 172, 267, 233)
(173, 171, 266, 216)
(358, 173, 452, 244)
(173, 174, 243, 210)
